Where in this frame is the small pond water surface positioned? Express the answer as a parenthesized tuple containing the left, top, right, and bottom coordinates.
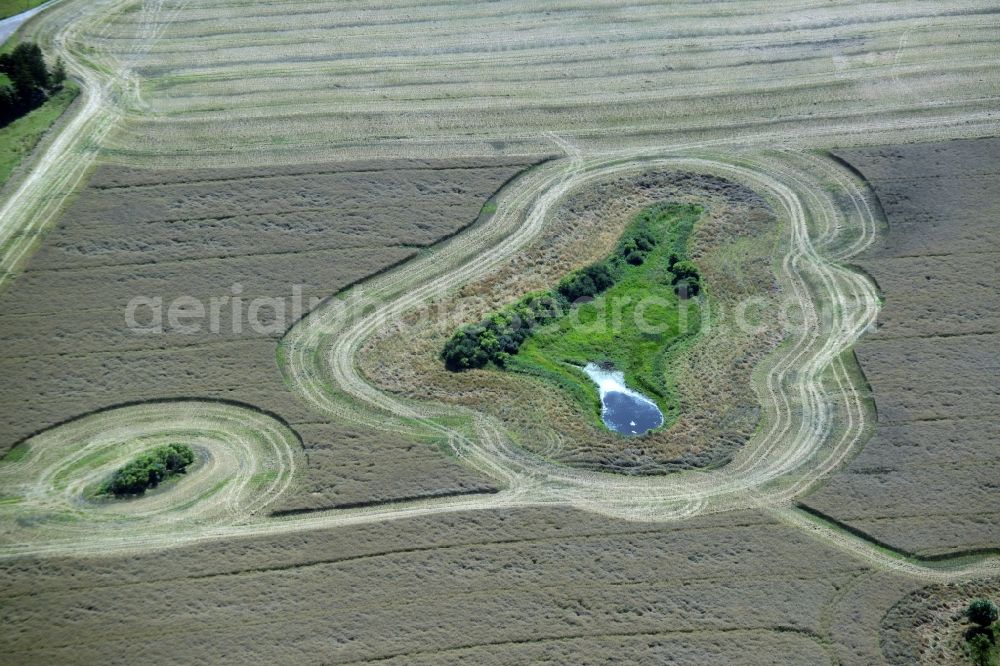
(583, 362, 664, 436)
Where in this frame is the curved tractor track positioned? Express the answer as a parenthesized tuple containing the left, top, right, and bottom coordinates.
(0, 402, 303, 553)
(277, 148, 999, 582)
(0, 3, 997, 585)
(284, 149, 882, 523)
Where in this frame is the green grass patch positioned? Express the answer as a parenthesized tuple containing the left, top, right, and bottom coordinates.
(15, 511, 79, 528)
(0, 80, 78, 187)
(443, 202, 705, 432)
(275, 342, 290, 378)
(250, 470, 279, 487)
(0, 0, 47, 21)
(1, 441, 29, 463)
(53, 445, 121, 488)
(508, 203, 703, 424)
(173, 477, 230, 512)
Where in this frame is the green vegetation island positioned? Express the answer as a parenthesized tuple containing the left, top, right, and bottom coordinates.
(443, 202, 704, 426)
(98, 443, 195, 497)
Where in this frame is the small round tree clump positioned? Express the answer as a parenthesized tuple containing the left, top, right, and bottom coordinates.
(967, 599, 999, 628)
(99, 443, 195, 497)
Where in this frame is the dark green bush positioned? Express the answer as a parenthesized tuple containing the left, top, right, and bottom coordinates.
(668, 257, 701, 297)
(442, 292, 566, 370)
(99, 443, 195, 497)
(632, 230, 656, 252)
(557, 262, 617, 302)
(968, 599, 1000, 628)
(669, 259, 699, 282)
(674, 279, 700, 298)
(966, 633, 994, 666)
(617, 224, 658, 266)
(623, 241, 645, 265)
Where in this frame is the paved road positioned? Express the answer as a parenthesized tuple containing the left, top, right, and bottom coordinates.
(0, 0, 56, 44)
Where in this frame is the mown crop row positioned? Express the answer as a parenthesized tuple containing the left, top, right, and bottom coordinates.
(55, 0, 1000, 166)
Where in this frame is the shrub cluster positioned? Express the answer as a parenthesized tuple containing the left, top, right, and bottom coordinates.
(442, 292, 565, 370)
(554, 211, 664, 302)
(0, 42, 65, 126)
(555, 262, 616, 302)
(968, 599, 1000, 628)
(621, 228, 657, 266)
(668, 254, 701, 297)
(99, 443, 195, 497)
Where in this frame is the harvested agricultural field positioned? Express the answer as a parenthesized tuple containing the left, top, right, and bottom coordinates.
(0, 157, 535, 509)
(4, 141, 998, 664)
(40, 0, 1000, 166)
(268, 423, 496, 514)
(881, 579, 1000, 665)
(0, 505, 927, 665)
(800, 138, 1000, 556)
(1, 0, 999, 664)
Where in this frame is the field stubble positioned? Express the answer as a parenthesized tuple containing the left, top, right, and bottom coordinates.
(77, 1, 1000, 165)
(801, 138, 1000, 556)
(0, 157, 536, 531)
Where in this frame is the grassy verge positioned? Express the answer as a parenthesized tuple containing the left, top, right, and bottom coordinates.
(0, 441, 28, 463)
(251, 470, 279, 488)
(507, 203, 703, 425)
(0, 80, 78, 187)
(0, 0, 47, 20)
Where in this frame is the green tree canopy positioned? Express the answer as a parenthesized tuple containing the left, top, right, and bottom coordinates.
(967, 599, 999, 628)
(0, 42, 57, 125)
(100, 443, 195, 497)
(966, 633, 993, 666)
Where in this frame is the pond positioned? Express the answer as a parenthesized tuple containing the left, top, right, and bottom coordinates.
(582, 363, 664, 436)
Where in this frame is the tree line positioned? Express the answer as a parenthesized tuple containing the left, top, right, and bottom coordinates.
(0, 42, 66, 126)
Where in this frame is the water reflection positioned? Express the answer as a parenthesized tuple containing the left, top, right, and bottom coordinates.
(582, 363, 664, 436)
